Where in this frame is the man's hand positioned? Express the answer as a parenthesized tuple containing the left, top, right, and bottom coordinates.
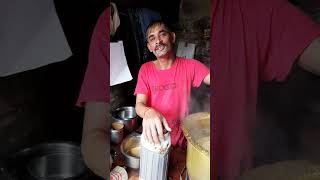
(135, 94, 171, 145)
(142, 108, 171, 145)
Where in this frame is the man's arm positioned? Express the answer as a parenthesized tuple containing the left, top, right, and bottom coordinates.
(135, 94, 149, 119)
(298, 36, 320, 75)
(135, 94, 171, 145)
(203, 73, 210, 85)
(81, 102, 109, 179)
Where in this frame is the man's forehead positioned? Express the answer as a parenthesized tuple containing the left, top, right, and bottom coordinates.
(147, 24, 168, 36)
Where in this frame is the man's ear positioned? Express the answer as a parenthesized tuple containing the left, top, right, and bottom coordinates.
(171, 32, 176, 43)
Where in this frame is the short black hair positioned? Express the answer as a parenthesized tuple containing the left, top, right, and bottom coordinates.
(145, 20, 173, 39)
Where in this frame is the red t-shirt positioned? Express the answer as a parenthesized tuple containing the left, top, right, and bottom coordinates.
(212, 0, 320, 179)
(134, 57, 209, 146)
(77, 8, 110, 106)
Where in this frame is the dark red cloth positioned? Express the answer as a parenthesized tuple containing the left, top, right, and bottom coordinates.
(77, 8, 110, 106)
(212, 0, 320, 179)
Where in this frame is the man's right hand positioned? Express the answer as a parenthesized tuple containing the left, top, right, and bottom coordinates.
(142, 108, 171, 145)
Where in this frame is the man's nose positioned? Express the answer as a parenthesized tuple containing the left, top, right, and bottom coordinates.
(155, 35, 162, 44)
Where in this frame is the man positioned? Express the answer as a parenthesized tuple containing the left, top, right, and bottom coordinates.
(77, 7, 109, 179)
(212, 0, 320, 179)
(134, 20, 210, 147)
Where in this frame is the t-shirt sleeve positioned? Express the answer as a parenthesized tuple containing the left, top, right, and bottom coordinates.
(261, 0, 320, 81)
(191, 60, 210, 87)
(76, 8, 110, 107)
(134, 64, 150, 96)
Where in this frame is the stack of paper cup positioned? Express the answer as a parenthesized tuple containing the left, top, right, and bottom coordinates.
(139, 132, 171, 180)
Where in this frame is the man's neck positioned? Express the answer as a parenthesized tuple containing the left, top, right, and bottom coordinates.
(155, 53, 176, 70)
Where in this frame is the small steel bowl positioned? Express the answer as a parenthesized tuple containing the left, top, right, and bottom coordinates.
(120, 133, 141, 169)
(112, 106, 138, 132)
(111, 122, 124, 144)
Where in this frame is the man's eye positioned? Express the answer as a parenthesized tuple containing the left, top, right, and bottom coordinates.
(160, 32, 168, 36)
(149, 37, 155, 42)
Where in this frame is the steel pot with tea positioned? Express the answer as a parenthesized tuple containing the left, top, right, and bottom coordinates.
(182, 112, 210, 180)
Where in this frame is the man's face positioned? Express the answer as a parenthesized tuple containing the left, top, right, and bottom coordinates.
(146, 24, 176, 58)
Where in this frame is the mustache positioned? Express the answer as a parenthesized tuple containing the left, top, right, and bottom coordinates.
(155, 44, 166, 51)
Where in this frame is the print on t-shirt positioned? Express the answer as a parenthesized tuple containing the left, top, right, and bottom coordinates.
(152, 82, 176, 91)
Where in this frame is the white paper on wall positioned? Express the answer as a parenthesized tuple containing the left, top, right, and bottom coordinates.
(176, 41, 196, 59)
(110, 41, 133, 86)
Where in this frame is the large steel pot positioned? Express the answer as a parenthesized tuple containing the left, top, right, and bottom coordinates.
(112, 106, 138, 132)
(26, 143, 87, 180)
(182, 112, 210, 180)
(3, 142, 90, 180)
